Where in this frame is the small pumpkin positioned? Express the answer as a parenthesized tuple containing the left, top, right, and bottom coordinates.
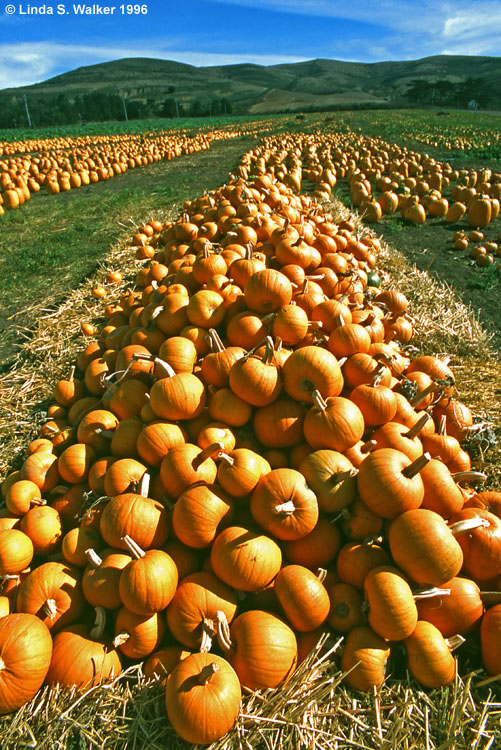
(210, 525, 282, 592)
(0, 613, 53, 714)
(46, 607, 121, 688)
(166, 652, 241, 745)
(118, 536, 178, 615)
(274, 565, 331, 632)
(219, 609, 297, 691)
(404, 620, 456, 688)
(340, 625, 390, 692)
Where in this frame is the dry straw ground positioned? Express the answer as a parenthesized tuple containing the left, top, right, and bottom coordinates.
(0, 186, 500, 749)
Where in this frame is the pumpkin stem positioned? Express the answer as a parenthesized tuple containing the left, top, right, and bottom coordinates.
(197, 662, 220, 685)
(261, 337, 276, 365)
(30, 497, 47, 507)
(404, 413, 432, 440)
(311, 389, 328, 411)
(216, 611, 232, 653)
(150, 305, 165, 321)
(334, 314, 346, 327)
(261, 312, 276, 326)
(85, 548, 103, 568)
(316, 568, 328, 583)
(42, 598, 58, 619)
(445, 634, 466, 652)
(370, 367, 385, 387)
(217, 452, 235, 467)
(68, 365, 76, 382)
(192, 442, 225, 469)
(139, 472, 151, 498)
(121, 535, 145, 559)
(362, 534, 384, 546)
(331, 468, 359, 484)
(208, 328, 226, 353)
(244, 336, 273, 359)
(438, 415, 448, 436)
(0, 574, 20, 583)
(200, 617, 215, 653)
(131, 352, 176, 378)
(106, 358, 137, 386)
(94, 429, 114, 440)
(401, 452, 431, 479)
(451, 471, 488, 486)
(361, 312, 376, 328)
(154, 357, 177, 379)
(113, 632, 130, 648)
(89, 606, 107, 640)
(360, 439, 378, 454)
(409, 383, 434, 407)
(373, 351, 404, 378)
(412, 586, 451, 600)
(274, 500, 296, 515)
(449, 516, 490, 536)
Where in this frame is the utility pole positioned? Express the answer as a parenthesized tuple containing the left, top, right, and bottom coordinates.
(24, 95, 32, 127)
(122, 97, 128, 121)
(175, 100, 180, 118)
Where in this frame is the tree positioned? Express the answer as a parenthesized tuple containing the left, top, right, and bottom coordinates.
(160, 98, 177, 118)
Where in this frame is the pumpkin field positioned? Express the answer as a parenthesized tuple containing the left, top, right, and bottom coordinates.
(0, 108, 500, 749)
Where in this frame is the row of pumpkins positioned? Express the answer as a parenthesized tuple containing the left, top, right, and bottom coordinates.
(0, 125, 246, 214)
(236, 130, 501, 231)
(1, 136, 501, 746)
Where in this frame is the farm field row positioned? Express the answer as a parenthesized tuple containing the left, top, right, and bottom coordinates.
(0, 110, 500, 749)
(0, 122, 273, 215)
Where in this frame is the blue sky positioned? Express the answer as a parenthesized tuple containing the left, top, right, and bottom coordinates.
(0, 0, 500, 89)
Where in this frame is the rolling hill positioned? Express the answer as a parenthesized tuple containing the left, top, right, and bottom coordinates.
(1, 54, 500, 126)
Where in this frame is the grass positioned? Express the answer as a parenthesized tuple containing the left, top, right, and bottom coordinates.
(315, 108, 501, 163)
(0, 114, 281, 142)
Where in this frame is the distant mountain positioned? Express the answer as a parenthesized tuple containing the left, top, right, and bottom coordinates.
(1, 54, 500, 127)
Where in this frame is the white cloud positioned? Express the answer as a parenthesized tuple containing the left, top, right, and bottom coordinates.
(213, 0, 501, 49)
(0, 41, 309, 89)
(443, 8, 501, 41)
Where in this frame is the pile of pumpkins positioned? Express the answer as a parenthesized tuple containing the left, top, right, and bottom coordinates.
(1, 138, 501, 746)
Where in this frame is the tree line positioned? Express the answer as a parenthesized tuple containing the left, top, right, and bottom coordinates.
(405, 76, 500, 109)
(0, 90, 233, 129)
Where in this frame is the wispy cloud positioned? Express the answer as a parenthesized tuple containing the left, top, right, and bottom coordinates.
(0, 41, 308, 89)
(213, 0, 501, 49)
(212, 0, 440, 31)
(443, 7, 501, 41)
